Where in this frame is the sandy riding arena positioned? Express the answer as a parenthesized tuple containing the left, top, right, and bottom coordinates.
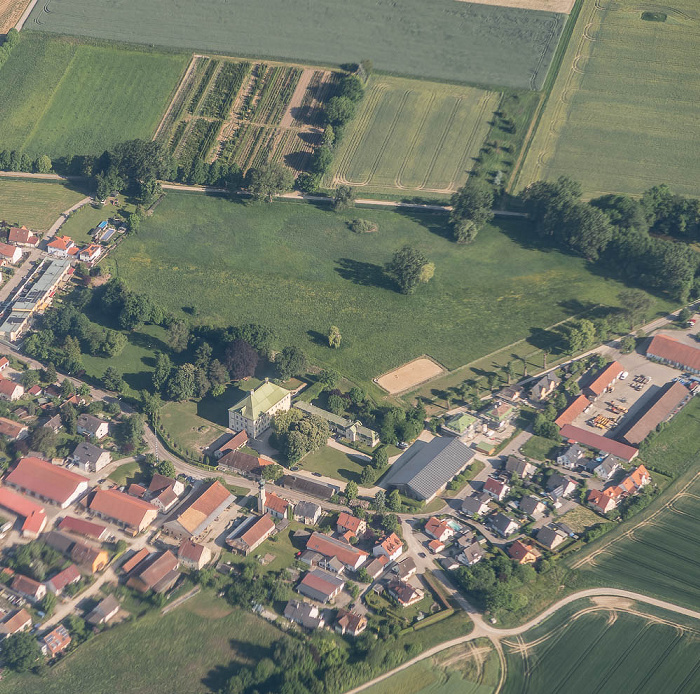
(0, 0, 32, 31)
(457, 0, 576, 13)
(376, 357, 445, 394)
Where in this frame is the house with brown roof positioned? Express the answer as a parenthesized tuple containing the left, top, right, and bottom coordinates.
(424, 517, 454, 544)
(89, 488, 158, 534)
(336, 511, 366, 537)
(264, 492, 290, 520)
(86, 594, 120, 626)
(45, 564, 81, 595)
(122, 547, 151, 574)
(373, 532, 403, 561)
(0, 486, 47, 537)
(147, 473, 185, 513)
(0, 608, 32, 638)
(227, 513, 275, 555)
(58, 516, 108, 541)
(508, 540, 541, 565)
(584, 361, 624, 399)
(11, 573, 46, 601)
(127, 551, 180, 594)
(127, 483, 146, 498)
(6, 456, 89, 508)
(213, 430, 249, 459)
(363, 555, 389, 579)
(163, 480, 235, 540)
(483, 476, 510, 502)
(297, 569, 345, 603)
(0, 378, 24, 401)
(178, 539, 212, 570)
(42, 624, 71, 657)
(0, 417, 28, 440)
(647, 334, 700, 373)
(218, 449, 271, 478)
(555, 394, 591, 428)
(70, 542, 109, 573)
(0, 242, 22, 265)
(8, 226, 39, 247)
(335, 610, 367, 636)
(559, 424, 639, 462)
(388, 578, 424, 607)
(306, 532, 369, 570)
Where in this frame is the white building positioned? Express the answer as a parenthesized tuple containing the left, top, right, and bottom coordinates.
(228, 381, 291, 438)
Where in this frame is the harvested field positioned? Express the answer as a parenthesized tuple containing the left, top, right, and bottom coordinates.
(0, 0, 31, 32)
(329, 76, 500, 195)
(376, 358, 446, 394)
(0, 33, 188, 158)
(0, 178, 85, 230)
(29, 0, 566, 89)
(458, 0, 575, 12)
(518, 0, 700, 197)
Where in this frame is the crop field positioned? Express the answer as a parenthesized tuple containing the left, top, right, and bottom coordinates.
(104, 192, 671, 387)
(0, 178, 85, 229)
(502, 602, 700, 693)
(328, 76, 500, 195)
(0, 33, 187, 158)
(29, 0, 566, 89)
(518, 0, 700, 198)
(159, 55, 339, 175)
(572, 473, 700, 609)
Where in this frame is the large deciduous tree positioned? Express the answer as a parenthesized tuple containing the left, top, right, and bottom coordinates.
(385, 245, 433, 294)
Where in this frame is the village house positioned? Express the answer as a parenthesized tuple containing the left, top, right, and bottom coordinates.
(88, 488, 158, 535)
(148, 473, 185, 513)
(42, 624, 71, 657)
(263, 491, 290, 520)
(0, 378, 24, 401)
(5, 456, 89, 508)
(388, 578, 423, 607)
(11, 573, 46, 602)
(227, 513, 276, 555)
(483, 400, 515, 430)
(519, 495, 547, 519)
(0, 417, 28, 440)
(587, 488, 618, 514)
(461, 492, 491, 517)
(428, 539, 445, 554)
(306, 532, 368, 570)
(212, 430, 248, 459)
(584, 361, 624, 399)
(122, 548, 150, 575)
(0, 242, 22, 265)
(79, 244, 102, 263)
(127, 550, 179, 594)
(163, 480, 235, 540)
(228, 380, 291, 438)
(284, 599, 325, 630)
(86, 594, 120, 626)
(0, 608, 32, 638)
(646, 334, 700, 374)
(529, 373, 560, 402)
(556, 443, 586, 470)
(483, 476, 510, 502)
(373, 532, 403, 562)
(46, 235, 75, 258)
(336, 511, 366, 538)
(0, 357, 8, 372)
(335, 609, 367, 636)
(536, 525, 568, 550)
(45, 564, 81, 595)
(586, 454, 622, 481)
(127, 483, 146, 498)
(441, 411, 479, 438)
(394, 557, 417, 582)
(70, 541, 109, 573)
(218, 449, 271, 478)
(178, 539, 212, 570)
(508, 540, 541, 565)
(424, 516, 454, 544)
(76, 413, 109, 440)
(70, 441, 111, 472)
(505, 456, 536, 479)
(458, 540, 485, 567)
(8, 226, 39, 247)
(297, 569, 345, 603)
(58, 516, 108, 542)
(559, 424, 639, 462)
(294, 500, 322, 525)
(0, 487, 47, 537)
(497, 384, 524, 403)
(546, 473, 577, 499)
(488, 512, 520, 538)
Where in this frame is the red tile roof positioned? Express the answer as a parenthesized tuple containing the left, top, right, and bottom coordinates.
(178, 539, 207, 562)
(265, 492, 289, 515)
(48, 236, 73, 251)
(58, 516, 107, 540)
(170, 481, 233, 534)
(89, 488, 157, 529)
(337, 512, 363, 534)
(0, 608, 31, 635)
(12, 573, 44, 597)
(47, 564, 81, 592)
(307, 532, 368, 568)
(299, 570, 343, 599)
(8, 227, 38, 246)
(42, 624, 71, 655)
(148, 473, 178, 494)
(217, 430, 248, 455)
(484, 477, 507, 495)
(0, 485, 46, 519)
(0, 417, 28, 439)
(425, 516, 451, 539)
(508, 540, 541, 563)
(0, 357, 8, 369)
(559, 424, 638, 462)
(122, 547, 150, 574)
(127, 483, 146, 498)
(555, 394, 591, 427)
(647, 334, 700, 372)
(6, 457, 88, 505)
(0, 242, 19, 259)
(379, 532, 402, 555)
(586, 361, 623, 396)
(127, 551, 178, 592)
(0, 378, 21, 397)
(620, 381, 690, 445)
(237, 513, 275, 549)
(428, 539, 444, 552)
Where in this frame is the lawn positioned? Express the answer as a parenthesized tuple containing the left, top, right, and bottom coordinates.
(59, 198, 134, 245)
(0, 33, 188, 158)
(559, 503, 606, 534)
(159, 398, 230, 458)
(0, 179, 86, 230)
(520, 435, 559, 461)
(300, 445, 368, 483)
(327, 76, 500, 195)
(105, 193, 672, 388)
(518, 0, 700, 197)
(1, 590, 283, 694)
(29, 1, 565, 89)
(222, 522, 307, 574)
(107, 461, 145, 486)
(502, 602, 700, 694)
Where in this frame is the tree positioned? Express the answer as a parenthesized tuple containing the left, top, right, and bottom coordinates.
(373, 446, 389, 469)
(617, 289, 652, 327)
(565, 319, 597, 354)
(166, 363, 196, 401)
(361, 466, 376, 485)
(208, 359, 229, 388)
(318, 368, 339, 391)
(276, 346, 307, 380)
(156, 459, 176, 478)
(385, 245, 433, 294)
(3, 630, 42, 671)
(453, 219, 479, 244)
(39, 592, 57, 616)
(325, 96, 356, 127)
(373, 490, 386, 511)
(345, 480, 358, 501)
(152, 352, 172, 391)
(387, 489, 401, 512)
(35, 154, 52, 174)
(43, 362, 57, 384)
(102, 367, 126, 394)
(328, 325, 342, 349)
(167, 321, 190, 353)
(261, 463, 284, 482)
(333, 185, 355, 211)
(30, 426, 57, 458)
(247, 163, 294, 202)
(561, 203, 613, 261)
(20, 370, 40, 389)
(533, 413, 559, 440)
(101, 329, 127, 357)
(450, 181, 494, 243)
(327, 393, 346, 415)
(338, 74, 364, 102)
(619, 335, 636, 354)
(381, 513, 400, 534)
(61, 378, 75, 398)
(225, 339, 259, 380)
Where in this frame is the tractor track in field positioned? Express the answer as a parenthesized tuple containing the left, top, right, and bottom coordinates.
(393, 92, 436, 190)
(417, 96, 461, 190)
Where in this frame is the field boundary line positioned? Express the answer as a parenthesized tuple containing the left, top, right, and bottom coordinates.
(153, 54, 198, 141)
(14, 0, 39, 30)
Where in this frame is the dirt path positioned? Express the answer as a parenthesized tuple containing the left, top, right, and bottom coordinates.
(455, 0, 576, 10)
(279, 68, 314, 129)
(153, 54, 199, 141)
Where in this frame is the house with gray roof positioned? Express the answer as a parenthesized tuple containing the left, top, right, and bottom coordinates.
(294, 401, 378, 447)
(457, 541, 485, 566)
(529, 372, 561, 402)
(488, 512, 520, 538)
(536, 525, 567, 550)
(585, 454, 622, 481)
(557, 443, 586, 470)
(293, 500, 322, 525)
(461, 492, 490, 517)
(519, 495, 546, 519)
(504, 456, 535, 479)
(382, 437, 475, 502)
(71, 441, 111, 473)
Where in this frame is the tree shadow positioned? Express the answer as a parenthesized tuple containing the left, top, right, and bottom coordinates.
(307, 330, 327, 347)
(526, 327, 563, 353)
(127, 330, 169, 353)
(334, 258, 390, 289)
(337, 467, 361, 484)
(393, 208, 453, 240)
(122, 371, 152, 392)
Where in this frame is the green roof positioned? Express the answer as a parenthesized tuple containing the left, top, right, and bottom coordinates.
(445, 413, 477, 434)
(229, 381, 290, 420)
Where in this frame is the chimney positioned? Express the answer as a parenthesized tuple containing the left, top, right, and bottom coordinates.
(258, 479, 266, 514)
